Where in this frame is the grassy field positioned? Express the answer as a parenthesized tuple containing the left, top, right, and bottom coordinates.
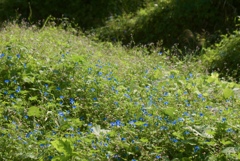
(0, 23, 240, 161)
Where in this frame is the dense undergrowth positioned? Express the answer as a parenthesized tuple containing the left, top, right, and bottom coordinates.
(93, 0, 240, 50)
(0, 23, 240, 161)
(1, 0, 239, 49)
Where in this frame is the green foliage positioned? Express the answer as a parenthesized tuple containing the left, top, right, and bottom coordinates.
(202, 29, 240, 82)
(95, 0, 240, 50)
(0, 0, 150, 29)
(0, 22, 240, 160)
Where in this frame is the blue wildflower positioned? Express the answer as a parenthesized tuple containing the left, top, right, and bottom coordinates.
(16, 54, 20, 58)
(26, 132, 33, 138)
(70, 98, 75, 104)
(226, 128, 234, 133)
(98, 71, 102, 76)
(222, 118, 227, 122)
(4, 79, 10, 84)
(44, 92, 48, 96)
(156, 155, 161, 159)
(143, 123, 148, 127)
(10, 94, 14, 98)
(116, 120, 121, 127)
(178, 117, 184, 122)
(170, 74, 174, 79)
(58, 111, 64, 117)
(163, 92, 168, 96)
(121, 137, 126, 141)
(160, 126, 168, 131)
(170, 138, 178, 143)
(172, 120, 177, 125)
(129, 120, 136, 126)
(194, 146, 200, 153)
(183, 112, 189, 116)
(0, 53, 4, 58)
(48, 156, 53, 160)
(139, 117, 144, 121)
(16, 86, 21, 93)
(40, 144, 45, 148)
(184, 131, 190, 135)
(110, 122, 116, 127)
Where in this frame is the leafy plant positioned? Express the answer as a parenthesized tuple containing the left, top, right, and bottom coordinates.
(0, 22, 239, 161)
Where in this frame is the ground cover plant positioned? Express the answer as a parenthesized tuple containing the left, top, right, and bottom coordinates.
(0, 23, 240, 161)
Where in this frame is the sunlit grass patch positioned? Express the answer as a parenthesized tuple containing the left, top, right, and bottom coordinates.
(0, 23, 239, 161)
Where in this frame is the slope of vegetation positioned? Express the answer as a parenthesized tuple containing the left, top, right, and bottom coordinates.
(0, 23, 240, 161)
(94, 0, 240, 49)
(201, 30, 240, 82)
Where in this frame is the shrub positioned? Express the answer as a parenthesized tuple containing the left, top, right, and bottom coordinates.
(95, 0, 240, 50)
(0, 0, 151, 29)
(202, 29, 240, 82)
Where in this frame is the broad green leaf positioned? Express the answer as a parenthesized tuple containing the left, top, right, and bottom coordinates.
(91, 125, 110, 137)
(51, 138, 73, 156)
(60, 122, 71, 131)
(207, 155, 217, 161)
(173, 131, 184, 140)
(135, 121, 145, 126)
(29, 96, 38, 101)
(161, 107, 175, 119)
(71, 55, 84, 64)
(23, 76, 35, 83)
(222, 147, 237, 154)
(70, 118, 83, 127)
(27, 106, 41, 117)
(220, 140, 232, 145)
(204, 141, 216, 146)
(223, 88, 234, 99)
(181, 158, 191, 161)
(207, 77, 215, 83)
(140, 138, 149, 143)
(204, 129, 215, 138)
(170, 69, 179, 75)
(108, 131, 116, 137)
(52, 156, 70, 161)
(153, 70, 163, 79)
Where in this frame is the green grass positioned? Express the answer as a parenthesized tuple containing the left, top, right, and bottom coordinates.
(0, 23, 240, 161)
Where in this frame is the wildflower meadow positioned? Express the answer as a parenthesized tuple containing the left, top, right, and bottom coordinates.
(0, 23, 240, 161)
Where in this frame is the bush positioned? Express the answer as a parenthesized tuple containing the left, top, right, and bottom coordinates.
(202, 29, 240, 82)
(95, 0, 240, 50)
(0, 0, 150, 29)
